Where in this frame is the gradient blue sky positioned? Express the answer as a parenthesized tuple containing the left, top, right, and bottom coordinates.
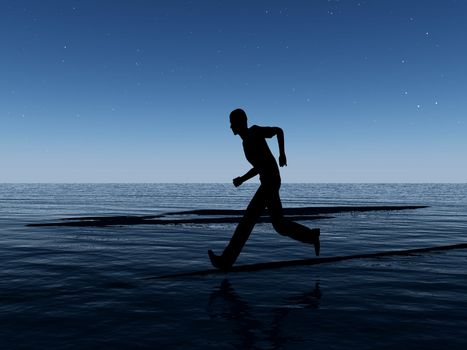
(1, 0, 466, 182)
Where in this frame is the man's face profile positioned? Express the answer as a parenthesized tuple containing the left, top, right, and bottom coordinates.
(230, 120, 240, 135)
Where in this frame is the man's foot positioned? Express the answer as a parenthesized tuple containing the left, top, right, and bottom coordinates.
(208, 250, 232, 271)
(284, 228, 321, 256)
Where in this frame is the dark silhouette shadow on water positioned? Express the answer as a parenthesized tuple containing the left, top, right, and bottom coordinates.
(208, 108, 322, 270)
(208, 278, 321, 349)
(208, 279, 260, 349)
(26, 205, 426, 227)
(148, 242, 467, 279)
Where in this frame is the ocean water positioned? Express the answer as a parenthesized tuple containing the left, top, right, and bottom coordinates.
(1, 183, 467, 349)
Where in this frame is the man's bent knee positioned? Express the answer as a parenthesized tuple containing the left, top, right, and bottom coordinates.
(272, 220, 288, 236)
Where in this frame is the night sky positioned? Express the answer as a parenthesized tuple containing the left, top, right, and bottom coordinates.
(1, 0, 466, 182)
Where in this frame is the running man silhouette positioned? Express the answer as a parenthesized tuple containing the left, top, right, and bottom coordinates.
(208, 108, 320, 270)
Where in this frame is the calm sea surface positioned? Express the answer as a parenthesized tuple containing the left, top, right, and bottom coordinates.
(1, 183, 467, 349)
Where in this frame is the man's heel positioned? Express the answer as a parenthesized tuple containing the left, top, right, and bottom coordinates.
(208, 250, 231, 271)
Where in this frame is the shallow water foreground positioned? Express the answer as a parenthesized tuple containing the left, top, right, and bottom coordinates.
(1, 184, 467, 349)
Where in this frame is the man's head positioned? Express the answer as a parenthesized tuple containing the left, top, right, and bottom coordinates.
(229, 108, 248, 135)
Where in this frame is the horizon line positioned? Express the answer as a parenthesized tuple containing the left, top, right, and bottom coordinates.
(1, 182, 466, 185)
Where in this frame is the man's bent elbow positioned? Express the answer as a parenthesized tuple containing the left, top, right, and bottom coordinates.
(274, 127, 283, 136)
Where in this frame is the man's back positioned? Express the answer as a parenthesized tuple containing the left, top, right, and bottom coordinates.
(242, 125, 280, 184)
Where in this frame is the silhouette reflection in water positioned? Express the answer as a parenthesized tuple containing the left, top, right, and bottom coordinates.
(209, 108, 320, 270)
(208, 279, 321, 349)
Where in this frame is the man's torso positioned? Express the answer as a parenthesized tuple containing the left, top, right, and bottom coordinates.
(242, 125, 280, 185)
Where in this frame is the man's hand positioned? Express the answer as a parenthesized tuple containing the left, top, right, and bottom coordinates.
(279, 153, 287, 167)
(233, 176, 244, 187)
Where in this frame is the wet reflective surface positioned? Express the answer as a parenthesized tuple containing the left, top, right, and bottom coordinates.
(1, 184, 467, 348)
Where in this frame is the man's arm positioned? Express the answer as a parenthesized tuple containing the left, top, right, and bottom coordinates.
(275, 127, 287, 167)
(233, 168, 259, 187)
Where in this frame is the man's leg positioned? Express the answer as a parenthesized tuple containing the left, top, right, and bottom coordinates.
(266, 188, 320, 256)
(209, 186, 267, 269)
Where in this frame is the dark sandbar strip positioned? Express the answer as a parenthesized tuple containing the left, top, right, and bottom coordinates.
(26, 205, 427, 227)
(169, 205, 428, 216)
(149, 242, 467, 279)
(27, 215, 330, 227)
